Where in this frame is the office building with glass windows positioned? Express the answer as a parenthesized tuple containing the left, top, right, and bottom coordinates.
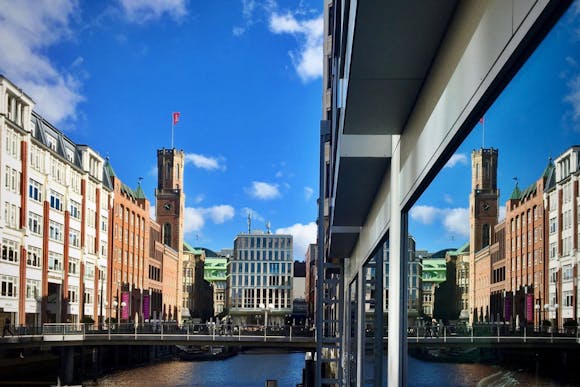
(227, 231, 293, 325)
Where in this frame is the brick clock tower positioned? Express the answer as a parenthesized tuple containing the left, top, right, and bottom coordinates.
(470, 148, 499, 251)
(156, 148, 185, 251)
(156, 148, 185, 322)
(469, 148, 499, 324)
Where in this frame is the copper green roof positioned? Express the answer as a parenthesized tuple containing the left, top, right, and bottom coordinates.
(104, 158, 116, 178)
(121, 183, 137, 200)
(520, 182, 537, 201)
(509, 182, 521, 200)
(183, 242, 196, 252)
(183, 242, 204, 255)
(542, 157, 554, 179)
(448, 242, 469, 256)
(134, 182, 147, 200)
(544, 158, 556, 191)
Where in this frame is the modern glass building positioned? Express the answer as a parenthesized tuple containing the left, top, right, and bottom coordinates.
(228, 231, 293, 325)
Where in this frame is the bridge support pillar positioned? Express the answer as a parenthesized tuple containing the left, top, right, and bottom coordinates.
(59, 347, 75, 385)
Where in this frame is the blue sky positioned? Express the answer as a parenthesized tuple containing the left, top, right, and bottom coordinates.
(0, 1, 579, 258)
(0, 0, 323, 259)
(409, 2, 580, 253)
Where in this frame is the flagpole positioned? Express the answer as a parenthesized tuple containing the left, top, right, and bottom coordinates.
(171, 118, 174, 149)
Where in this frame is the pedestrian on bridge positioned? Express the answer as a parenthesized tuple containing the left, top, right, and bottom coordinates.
(2, 317, 13, 337)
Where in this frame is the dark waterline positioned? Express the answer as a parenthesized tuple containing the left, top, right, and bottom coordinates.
(86, 352, 570, 386)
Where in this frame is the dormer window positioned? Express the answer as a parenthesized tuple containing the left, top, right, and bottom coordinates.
(65, 149, 74, 163)
(46, 134, 57, 151)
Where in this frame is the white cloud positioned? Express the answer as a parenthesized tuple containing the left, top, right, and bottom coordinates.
(185, 153, 226, 171)
(269, 12, 323, 82)
(184, 207, 205, 233)
(444, 153, 468, 169)
(242, 207, 265, 222)
(443, 194, 453, 204)
(149, 166, 158, 176)
(276, 221, 317, 259)
(409, 205, 439, 224)
(183, 204, 235, 234)
(150, 205, 156, 221)
(205, 205, 235, 224)
(247, 181, 281, 199)
(118, 0, 187, 23)
(410, 205, 470, 238)
(564, 74, 580, 129)
(233, 26, 246, 36)
(275, 170, 283, 178)
(0, 0, 85, 125)
(194, 194, 204, 204)
(304, 186, 314, 200)
(233, 0, 275, 36)
(441, 208, 470, 238)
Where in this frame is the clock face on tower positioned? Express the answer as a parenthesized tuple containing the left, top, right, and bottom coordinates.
(164, 202, 172, 211)
(481, 201, 490, 212)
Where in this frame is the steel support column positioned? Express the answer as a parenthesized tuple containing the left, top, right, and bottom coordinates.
(387, 135, 406, 387)
(374, 246, 384, 386)
(316, 121, 330, 384)
(356, 267, 364, 385)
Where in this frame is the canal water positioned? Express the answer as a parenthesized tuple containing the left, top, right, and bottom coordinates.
(85, 352, 574, 386)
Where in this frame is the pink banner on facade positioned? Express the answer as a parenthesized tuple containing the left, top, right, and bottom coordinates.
(121, 291, 130, 320)
(505, 293, 512, 321)
(143, 294, 150, 320)
(526, 294, 534, 322)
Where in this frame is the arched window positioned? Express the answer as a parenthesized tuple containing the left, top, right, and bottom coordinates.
(482, 224, 490, 248)
(165, 162, 171, 180)
(163, 223, 172, 246)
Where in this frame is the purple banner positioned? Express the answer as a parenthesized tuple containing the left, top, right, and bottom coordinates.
(505, 293, 512, 321)
(121, 291, 130, 320)
(143, 294, 150, 320)
(526, 294, 534, 322)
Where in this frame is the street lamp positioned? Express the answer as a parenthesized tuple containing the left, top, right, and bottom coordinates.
(534, 304, 540, 331)
(260, 303, 274, 333)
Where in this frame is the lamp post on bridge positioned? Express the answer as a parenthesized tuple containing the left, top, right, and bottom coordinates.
(534, 303, 540, 331)
(260, 303, 274, 337)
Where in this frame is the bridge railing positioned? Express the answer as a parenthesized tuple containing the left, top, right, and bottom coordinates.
(8, 322, 578, 345)
(43, 322, 315, 342)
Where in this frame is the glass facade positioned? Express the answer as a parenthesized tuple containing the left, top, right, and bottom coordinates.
(228, 233, 293, 324)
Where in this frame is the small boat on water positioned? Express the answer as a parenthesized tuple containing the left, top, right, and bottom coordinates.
(176, 345, 237, 361)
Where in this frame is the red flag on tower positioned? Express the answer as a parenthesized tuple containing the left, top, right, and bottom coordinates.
(173, 112, 180, 125)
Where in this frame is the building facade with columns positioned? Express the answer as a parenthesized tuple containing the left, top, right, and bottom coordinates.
(228, 231, 294, 325)
(0, 75, 112, 326)
(545, 147, 580, 328)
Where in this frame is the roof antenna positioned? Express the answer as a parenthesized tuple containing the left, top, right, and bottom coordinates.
(266, 221, 271, 234)
(247, 212, 252, 234)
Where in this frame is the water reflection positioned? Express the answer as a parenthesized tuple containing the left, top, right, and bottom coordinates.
(87, 352, 306, 387)
(86, 352, 569, 386)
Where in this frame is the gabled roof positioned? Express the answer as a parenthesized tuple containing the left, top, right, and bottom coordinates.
(134, 182, 147, 200)
(544, 158, 556, 191)
(104, 158, 116, 178)
(520, 182, 537, 201)
(509, 182, 522, 201)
